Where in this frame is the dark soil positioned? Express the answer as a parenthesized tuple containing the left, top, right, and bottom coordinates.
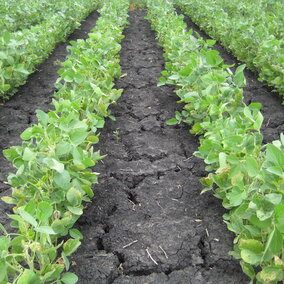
(71, 11, 248, 283)
(0, 9, 283, 284)
(179, 11, 284, 144)
(0, 11, 99, 225)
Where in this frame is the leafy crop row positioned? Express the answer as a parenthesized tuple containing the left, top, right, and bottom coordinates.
(0, 0, 99, 100)
(147, 0, 284, 282)
(176, 0, 284, 100)
(0, 0, 129, 282)
(0, 0, 73, 34)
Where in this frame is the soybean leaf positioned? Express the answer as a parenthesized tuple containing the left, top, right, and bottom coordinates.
(262, 227, 283, 262)
(274, 204, 284, 233)
(70, 130, 88, 146)
(37, 201, 53, 223)
(54, 170, 71, 190)
(69, 229, 83, 240)
(36, 110, 49, 126)
(17, 269, 41, 284)
(18, 208, 38, 227)
(35, 226, 57, 235)
(63, 239, 81, 256)
(61, 272, 78, 284)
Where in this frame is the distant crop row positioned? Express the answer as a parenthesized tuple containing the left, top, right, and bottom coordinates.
(0, 0, 128, 282)
(0, 0, 99, 100)
(147, 0, 284, 282)
(0, 0, 75, 34)
(176, 0, 284, 100)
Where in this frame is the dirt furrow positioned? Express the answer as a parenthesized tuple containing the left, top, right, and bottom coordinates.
(178, 11, 284, 144)
(72, 10, 248, 284)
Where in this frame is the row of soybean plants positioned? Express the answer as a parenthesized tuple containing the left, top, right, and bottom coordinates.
(0, 0, 67, 34)
(176, 0, 284, 100)
(0, 0, 129, 283)
(0, 0, 100, 101)
(147, 0, 284, 283)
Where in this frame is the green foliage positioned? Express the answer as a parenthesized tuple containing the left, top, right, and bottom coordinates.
(147, 0, 284, 282)
(176, 0, 284, 100)
(0, 0, 100, 100)
(0, 0, 129, 282)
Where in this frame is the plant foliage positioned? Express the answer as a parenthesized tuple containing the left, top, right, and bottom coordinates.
(0, 0, 129, 282)
(147, 0, 284, 282)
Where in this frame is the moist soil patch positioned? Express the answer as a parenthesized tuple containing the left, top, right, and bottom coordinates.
(0, 9, 283, 284)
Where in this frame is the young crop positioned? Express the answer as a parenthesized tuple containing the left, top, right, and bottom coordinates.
(147, 0, 284, 282)
(0, 0, 129, 282)
(176, 0, 284, 100)
(0, 0, 71, 34)
(0, 0, 100, 100)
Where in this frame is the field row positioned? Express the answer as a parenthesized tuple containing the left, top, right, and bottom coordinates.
(176, 0, 284, 99)
(0, 0, 100, 100)
(0, 0, 128, 282)
(147, 0, 284, 282)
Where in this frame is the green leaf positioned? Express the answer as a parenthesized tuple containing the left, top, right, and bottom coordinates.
(0, 259, 7, 282)
(206, 39, 216, 47)
(23, 148, 36, 161)
(233, 64, 246, 87)
(81, 185, 94, 198)
(54, 170, 71, 190)
(20, 127, 33, 140)
(62, 252, 70, 271)
(86, 136, 99, 143)
(274, 204, 284, 233)
(1, 196, 17, 204)
(239, 239, 264, 254)
(70, 131, 88, 146)
(179, 64, 192, 76)
(218, 152, 227, 169)
(257, 266, 284, 283)
(66, 188, 81, 206)
(0, 236, 9, 251)
(266, 144, 284, 168)
(36, 110, 49, 126)
(166, 118, 178, 125)
(37, 201, 53, 223)
(43, 158, 64, 173)
(262, 227, 283, 262)
(69, 229, 83, 240)
(244, 157, 259, 178)
(67, 206, 83, 216)
(51, 219, 65, 234)
(265, 193, 282, 205)
(205, 50, 223, 66)
(18, 269, 41, 284)
(61, 272, 78, 284)
(168, 74, 180, 80)
(157, 77, 167, 86)
(240, 249, 262, 265)
(35, 226, 57, 235)
(240, 261, 255, 281)
(63, 239, 81, 256)
(266, 166, 283, 177)
(18, 208, 38, 227)
(56, 142, 72, 156)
